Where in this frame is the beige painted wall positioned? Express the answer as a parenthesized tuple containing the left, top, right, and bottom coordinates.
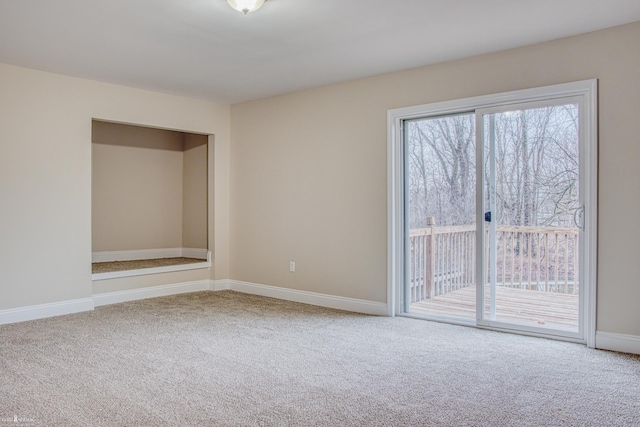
(183, 134, 208, 249)
(2, 21, 638, 338)
(92, 122, 185, 252)
(0, 62, 230, 310)
(230, 21, 640, 336)
(91, 122, 208, 252)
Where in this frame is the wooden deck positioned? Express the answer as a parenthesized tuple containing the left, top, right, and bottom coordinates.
(410, 286, 578, 332)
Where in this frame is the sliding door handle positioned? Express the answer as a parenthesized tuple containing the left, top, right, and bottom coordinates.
(573, 205, 585, 231)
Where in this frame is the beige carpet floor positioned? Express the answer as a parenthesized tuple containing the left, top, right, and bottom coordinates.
(0, 291, 639, 426)
(92, 257, 204, 274)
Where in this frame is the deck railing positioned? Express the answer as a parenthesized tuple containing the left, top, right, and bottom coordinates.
(409, 217, 579, 303)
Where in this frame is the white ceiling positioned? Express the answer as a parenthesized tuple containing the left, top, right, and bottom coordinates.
(1, 0, 640, 104)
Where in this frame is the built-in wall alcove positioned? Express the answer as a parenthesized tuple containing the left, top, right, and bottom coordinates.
(91, 120, 211, 280)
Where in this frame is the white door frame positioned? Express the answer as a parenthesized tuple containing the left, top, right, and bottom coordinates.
(387, 80, 598, 346)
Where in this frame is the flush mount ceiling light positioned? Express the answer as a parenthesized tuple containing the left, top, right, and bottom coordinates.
(226, 0, 266, 15)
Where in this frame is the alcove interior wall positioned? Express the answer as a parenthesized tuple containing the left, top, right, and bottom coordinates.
(91, 120, 208, 255)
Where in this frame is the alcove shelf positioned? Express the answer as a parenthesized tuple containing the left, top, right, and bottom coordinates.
(91, 249, 211, 281)
(91, 120, 210, 281)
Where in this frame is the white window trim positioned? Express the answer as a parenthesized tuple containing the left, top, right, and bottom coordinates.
(387, 80, 598, 347)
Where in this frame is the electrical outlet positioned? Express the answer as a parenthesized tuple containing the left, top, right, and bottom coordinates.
(289, 261, 295, 272)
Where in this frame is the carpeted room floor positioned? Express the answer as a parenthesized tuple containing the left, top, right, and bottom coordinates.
(0, 291, 638, 427)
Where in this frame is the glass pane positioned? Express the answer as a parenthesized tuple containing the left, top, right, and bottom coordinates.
(405, 113, 476, 320)
(483, 104, 580, 332)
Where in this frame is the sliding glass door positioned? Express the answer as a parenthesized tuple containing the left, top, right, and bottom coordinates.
(394, 81, 596, 343)
(477, 100, 583, 338)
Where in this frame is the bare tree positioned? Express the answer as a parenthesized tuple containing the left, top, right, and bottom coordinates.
(407, 104, 579, 230)
(491, 105, 579, 228)
(407, 113, 475, 228)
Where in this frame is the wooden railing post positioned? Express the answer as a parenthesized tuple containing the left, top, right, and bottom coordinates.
(426, 217, 436, 298)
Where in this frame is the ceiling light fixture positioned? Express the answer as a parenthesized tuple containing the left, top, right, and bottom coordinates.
(226, 0, 266, 15)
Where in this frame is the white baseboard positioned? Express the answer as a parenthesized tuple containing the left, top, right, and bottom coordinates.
(595, 331, 640, 355)
(182, 248, 209, 260)
(0, 298, 95, 326)
(223, 280, 388, 316)
(93, 280, 212, 307)
(92, 248, 209, 263)
(211, 279, 231, 291)
(1, 279, 388, 326)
